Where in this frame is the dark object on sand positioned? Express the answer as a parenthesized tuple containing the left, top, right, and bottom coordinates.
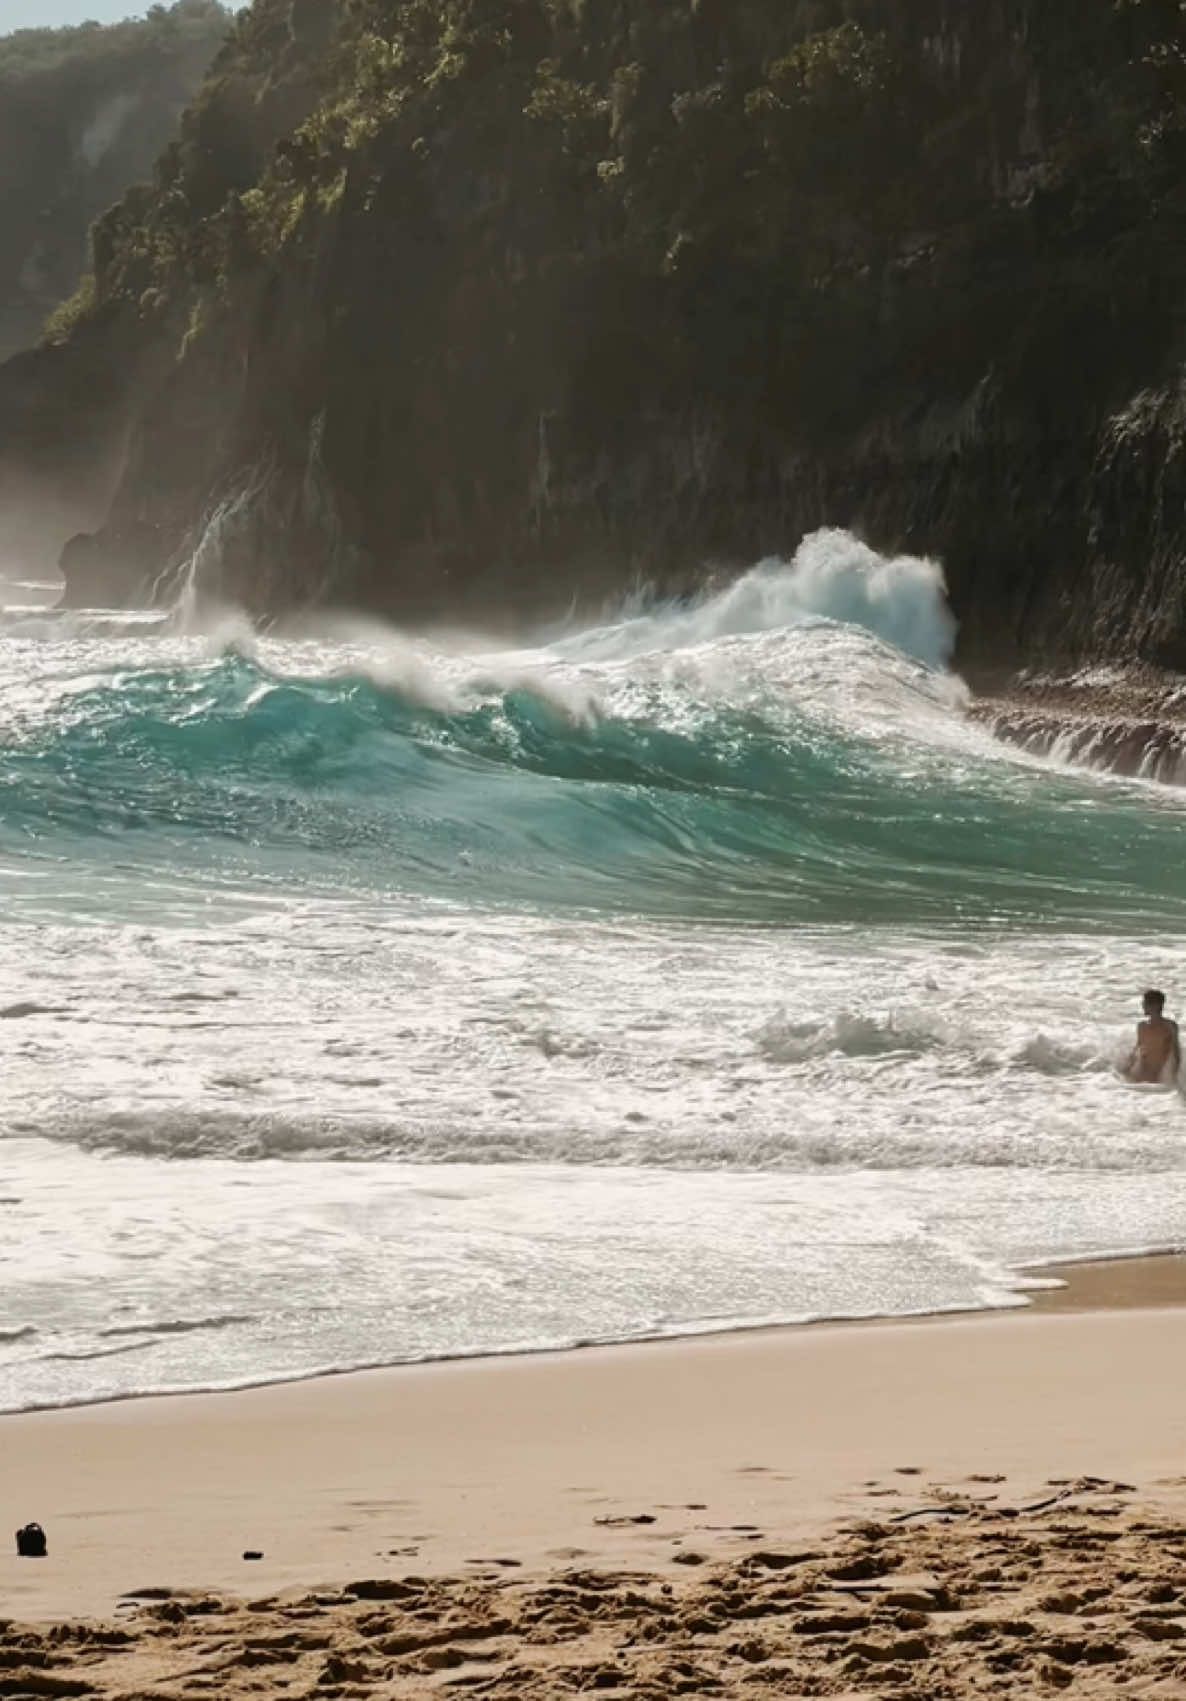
(243, 1550, 264, 1561)
(16, 1522, 47, 1558)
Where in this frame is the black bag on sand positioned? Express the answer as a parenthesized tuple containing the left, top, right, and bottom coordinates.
(16, 1523, 47, 1558)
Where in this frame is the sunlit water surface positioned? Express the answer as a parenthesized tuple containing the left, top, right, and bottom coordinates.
(2, 532, 1184, 1411)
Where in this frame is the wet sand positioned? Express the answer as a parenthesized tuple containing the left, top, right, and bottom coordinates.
(1028, 1250, 1186, 1313)
(2, 1256, 1185, 1650)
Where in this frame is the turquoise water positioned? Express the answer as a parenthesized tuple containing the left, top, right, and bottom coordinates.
(3, 636, 1186, 929)
(2, 530, 1185, 1411)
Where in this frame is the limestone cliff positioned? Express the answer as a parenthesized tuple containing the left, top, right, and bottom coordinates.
(5, 0, 1186, 666)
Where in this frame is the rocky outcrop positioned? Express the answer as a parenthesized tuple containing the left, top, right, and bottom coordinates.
(975, 702, 1186, 786)
(967, 662, 1186, 785)
(4, 0, 1186, 661)
(0, 305, 159, 581)
(57, 519, 166, 608)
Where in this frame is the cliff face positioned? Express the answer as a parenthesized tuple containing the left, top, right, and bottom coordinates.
(6, 0, 1186, 664)
(0, 2, 231, 362)
(0, 1, 231, 575)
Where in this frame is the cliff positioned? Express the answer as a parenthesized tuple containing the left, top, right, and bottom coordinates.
(5, 0, 1186, 665)
(0, 2, 231, 362)
(0, 0, 231, 575)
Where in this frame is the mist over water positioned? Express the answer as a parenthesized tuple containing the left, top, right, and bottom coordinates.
(2, 531, 1185, 1411)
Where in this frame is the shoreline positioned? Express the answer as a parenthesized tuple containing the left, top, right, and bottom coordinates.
(1021, 1248, 1186, 1312)
(4, 1251, 1185, 1624)
(966, 660, 1186, 725)
(6, 1245, 1182, 1423)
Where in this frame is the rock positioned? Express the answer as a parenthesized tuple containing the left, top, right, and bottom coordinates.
(58, 521, 162, 609)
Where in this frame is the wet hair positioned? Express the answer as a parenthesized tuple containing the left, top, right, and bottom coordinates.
(1144, 989, 1167, 1013)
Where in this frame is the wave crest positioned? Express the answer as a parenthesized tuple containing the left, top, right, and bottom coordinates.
(35, 1100, 1186, 1174)
(3, 532, 1186, 926)
(555, 528, 957, 669)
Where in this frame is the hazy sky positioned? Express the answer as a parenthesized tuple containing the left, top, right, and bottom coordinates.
(0, 1, 144, 28)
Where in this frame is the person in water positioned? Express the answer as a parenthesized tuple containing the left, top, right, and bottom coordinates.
(1126, 989, 1181, 1084)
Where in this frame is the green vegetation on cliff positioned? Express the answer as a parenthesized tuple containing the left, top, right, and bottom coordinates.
(11, 0, 1186, 663)
(0, 0, 230, 360)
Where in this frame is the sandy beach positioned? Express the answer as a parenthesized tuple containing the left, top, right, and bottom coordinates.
(3, 1257, 1186, 1694)
(8, 5, 1186, 1696)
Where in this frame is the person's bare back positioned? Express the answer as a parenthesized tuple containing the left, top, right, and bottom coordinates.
(1127, 989, 1181, 1085)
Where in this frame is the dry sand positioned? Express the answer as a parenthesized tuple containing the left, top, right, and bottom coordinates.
(3, 1257, 1186, 1697)
(7, 1489, 1186, 1698)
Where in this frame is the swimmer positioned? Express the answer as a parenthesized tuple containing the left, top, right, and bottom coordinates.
(1125, 989, 1181, 1085)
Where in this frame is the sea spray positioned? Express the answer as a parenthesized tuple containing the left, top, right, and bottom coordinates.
(553, 528, 959, 670)
(3, 532, 1186, 1412)
(0, 614, 1182, 926)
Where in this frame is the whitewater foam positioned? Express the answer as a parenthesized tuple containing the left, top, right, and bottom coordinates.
(553, 529, 958, 670)
(3, 531, 1186, 1411)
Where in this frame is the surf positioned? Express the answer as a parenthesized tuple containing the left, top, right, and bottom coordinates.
(5, 530, 1186, 1414)
(2, 531, 1186, 930)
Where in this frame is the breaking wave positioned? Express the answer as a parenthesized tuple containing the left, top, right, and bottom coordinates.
(32, 1098, 1186, 1171)
(2, 530, 1185, 927)
(5, 531, 1186, 1412)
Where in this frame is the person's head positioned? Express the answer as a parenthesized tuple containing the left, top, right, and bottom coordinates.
(1144, 989, 1167, 1017)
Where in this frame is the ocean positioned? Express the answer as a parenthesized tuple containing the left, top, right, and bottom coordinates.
(2, 528, 1185, 1413)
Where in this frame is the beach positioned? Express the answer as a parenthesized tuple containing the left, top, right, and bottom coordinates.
(6, 2, 1186, 1692)
(3, 1258, 1186, 1694)
(5, 557, 1186, 1696)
